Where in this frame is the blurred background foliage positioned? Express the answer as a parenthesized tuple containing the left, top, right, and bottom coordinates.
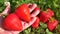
(0, 0, 60, 34)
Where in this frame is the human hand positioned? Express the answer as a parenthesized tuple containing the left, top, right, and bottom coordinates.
(0, 2, 40, 34)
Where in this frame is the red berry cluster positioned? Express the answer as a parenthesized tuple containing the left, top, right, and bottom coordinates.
(32, 8, 58, 31)
(39, 9, 58, 31)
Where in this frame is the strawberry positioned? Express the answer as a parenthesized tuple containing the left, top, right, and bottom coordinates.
(47, 18, 58, 31)
(3, 13, 23, 31)
(15, 4, 30, 22)
(32, 17, 40, 28)
(39, 11, 50, 23)
(47, 8, 54, 17)
(39, 9, 54, 23)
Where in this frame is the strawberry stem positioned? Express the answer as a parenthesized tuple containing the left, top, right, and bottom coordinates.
(49, 17, 55, 22)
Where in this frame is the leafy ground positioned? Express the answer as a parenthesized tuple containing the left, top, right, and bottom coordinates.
(0, 0, 60, 34)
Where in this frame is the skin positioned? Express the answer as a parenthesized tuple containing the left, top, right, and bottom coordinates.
(0, 2, 40, 34)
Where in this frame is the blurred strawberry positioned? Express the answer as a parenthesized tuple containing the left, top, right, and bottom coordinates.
(32, 17, 40, 28)
(39, 11, 50, 23)
(3, 13, 23, 31)
(39, 9, 54, 23)
(47, 18, 58, 31)
(47, 8, 54, 17)
(15, 4, 30, 22)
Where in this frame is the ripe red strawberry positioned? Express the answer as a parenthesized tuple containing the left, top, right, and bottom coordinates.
(47, 18, 58, 31)
(15, 4, 30, 22)
(47, 8, 54, 17)
(32, 17, 40, 28)
(39, 11, 50, 23)
(3, 13, 23, 31)
(39, 9, 54, 23)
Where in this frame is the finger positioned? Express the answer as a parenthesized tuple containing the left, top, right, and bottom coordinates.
(0, 2, 11, 34)
(0, 15, 5, 32)
(31, 7, 40, 17)
(0, 2, 10, 26)
(21, 17, 36, 32)
(0, 16, 9, 34)
(27, 4, 37, 13)
(1, 2, 10, 15)
(0, 16, 3, 26)
(27, 3, 32, 7)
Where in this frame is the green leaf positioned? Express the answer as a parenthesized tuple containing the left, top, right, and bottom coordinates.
(56, 25, 60, 30)
(0, 0, 4, 3)
(0, 0, 8, 3)
(46, 29, 53, 34)
(30, 32, 35, 34)
(23, 27, 31, 34)
(40, 22, 47, 29)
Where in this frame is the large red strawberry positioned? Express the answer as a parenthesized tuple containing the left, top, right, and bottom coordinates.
(32, 17, 40, 28)
(15, 4, 30, 22)
(39, 9, 54, 23)
(3, 13, 23, 31)
(47, 18, 58, 31)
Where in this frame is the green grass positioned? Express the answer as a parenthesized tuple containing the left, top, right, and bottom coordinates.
(0, 0, 60, 34)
